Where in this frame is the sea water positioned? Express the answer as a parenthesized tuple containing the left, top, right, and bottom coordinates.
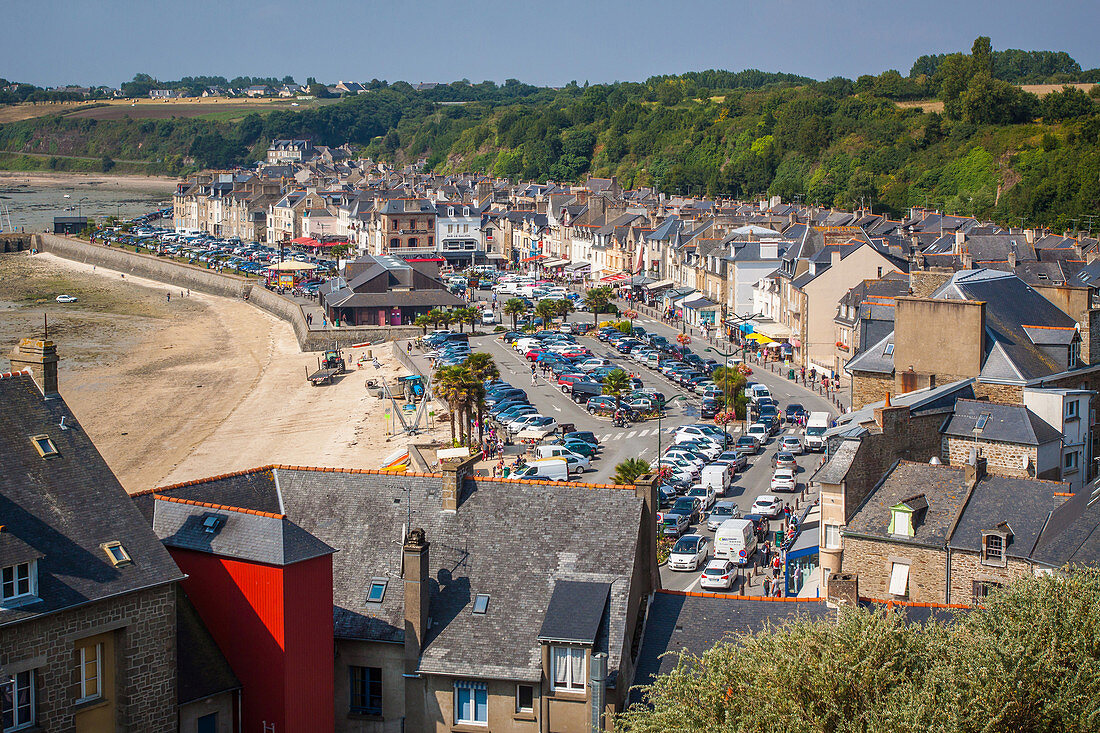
(0, 176, 173, 233)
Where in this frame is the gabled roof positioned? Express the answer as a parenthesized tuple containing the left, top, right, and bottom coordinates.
(948, 475, 1069, 558)
(941, 399, 1062, 446)
(845, 462, 970, 546)
(0, 370, 183, 627)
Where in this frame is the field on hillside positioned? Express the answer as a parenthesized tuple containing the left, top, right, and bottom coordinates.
(0, 96, 340, 124)
(1020, 83, 1097, 96)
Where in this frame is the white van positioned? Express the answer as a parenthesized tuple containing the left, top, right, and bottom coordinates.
(512, 457, 569, 482)
(700, 464, 731, 494)
(745, 384, 772, 403)
(481, 310, 498, 325)
(714, 518, 757, 564)
(805, 411, 830, 452)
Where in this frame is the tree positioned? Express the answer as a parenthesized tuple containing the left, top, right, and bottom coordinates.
(463, 353, 499, 442)
(504, 298, 527, 329)
(618, 570, 1100, 733)
(432, 365, 466, 444)
(451, 306, 478, 333)
(602, 368, 632, 413)
(414, 314, 432, 334)
(535, 299, 558, 326)
(553, 298, 576, 325)
(612, 458, 650, 485)
(712, 365, 748, 418)
(584, 286, 614, 326)
(971, 36, 994, 78)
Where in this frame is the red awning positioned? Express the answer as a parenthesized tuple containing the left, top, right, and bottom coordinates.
(520, 254, 547, 263)
(599, 272, 629, 283)
(290, 236, 320, 246)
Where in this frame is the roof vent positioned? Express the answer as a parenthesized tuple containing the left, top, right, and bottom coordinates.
(202, 516, 223, 534)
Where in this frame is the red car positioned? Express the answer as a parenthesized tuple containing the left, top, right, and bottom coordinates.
(557, 373, 587, 393)
(524, 348, 545, 361)
(561, 348, 591, 359)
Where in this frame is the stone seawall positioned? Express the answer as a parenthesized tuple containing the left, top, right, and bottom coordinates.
(1, 232, 37, 253)
(34, 233, 423, 351)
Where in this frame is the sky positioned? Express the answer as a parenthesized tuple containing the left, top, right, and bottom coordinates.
(4, 0, 1099, 88)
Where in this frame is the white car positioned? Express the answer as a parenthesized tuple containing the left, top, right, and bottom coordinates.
(751, 494, 784, 518)
(699, 559, 737, 590)
(707, 500, 741, 531)
(661, 451, 705, 471)
(746, 423, 769, 444)
(686, 485, 716, 510)
(576, 358, 613, 372)
(771, 468, 797, 492)
(667, 534, 709, 572)
(55, 294, 78, 303)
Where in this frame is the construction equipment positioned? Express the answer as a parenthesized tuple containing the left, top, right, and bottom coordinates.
(398, 375, 425, 402)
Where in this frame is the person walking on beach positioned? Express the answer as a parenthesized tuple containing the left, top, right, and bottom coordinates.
(166, 292, 170, 303)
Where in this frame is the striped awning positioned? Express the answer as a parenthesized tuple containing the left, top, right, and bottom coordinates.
(599, 272, 629, 283)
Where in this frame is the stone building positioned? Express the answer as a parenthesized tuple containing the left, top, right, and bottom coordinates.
(0, 340, 185, 731)
(940, 399, 1063, 480)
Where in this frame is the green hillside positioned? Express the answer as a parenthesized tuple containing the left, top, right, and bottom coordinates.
(1, 37, 1098, 229)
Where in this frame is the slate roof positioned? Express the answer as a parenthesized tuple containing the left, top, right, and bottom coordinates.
(0, 371, 183, 627)
(948, 475, 1069, 558)
(845, 331, 895, 375)
(537, 580, 610, 644)
(941, 399, 1062, 446)
(812, 439, 861, 484)
(142, 467, 644, 683)
(176, 587, 240, 704)
(630, 593, 833, 704)
(1030, 485, 1100, 568)
(845, 462, 970, 546)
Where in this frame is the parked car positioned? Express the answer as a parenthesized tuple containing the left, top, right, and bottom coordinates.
(746, 423, 770, 444)
(55, 294, 78, 303)
(686, 485, 717, 511)
(668, 534, 709, 572)
(714, 450, 748, 472)
(701, 398, 720, 419)
(661, 512, 690, 538)
(751, 494, 784, 518)
(670, 496, 703, 524)
(735, 435, 761, 456)
(699, 559, 737, 590)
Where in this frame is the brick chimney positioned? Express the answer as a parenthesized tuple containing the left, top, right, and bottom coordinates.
(633, 472, 662, 594)
(9, 338, 58, 397)
(827, 572, 859, 608)
(440, 454, 479, 512)
(403, 528, 430, 732)
(965, 456, 987, 490)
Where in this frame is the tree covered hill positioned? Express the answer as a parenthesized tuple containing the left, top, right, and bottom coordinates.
(1, 37, 1098, 229)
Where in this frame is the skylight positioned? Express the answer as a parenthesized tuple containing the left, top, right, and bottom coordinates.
(884, 343, 894, 356)
(366, 579, 388, 604)
(202, 516, 223, 534)
(473, 594, 490, 614)
(30, 434, 59, 459)
(976, 413, 991, 431)
(103, 542, 131, 567)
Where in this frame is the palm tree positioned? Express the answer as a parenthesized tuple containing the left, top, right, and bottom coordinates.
(584, 286, 613, 327)
(504, 298, 527, 329)
(414, 313, 432, 334)
(433, 365, 466, 444)
(464, 353, 500, 441)
(535, 299, 558, 327)
(613, 457, 651, 485)
(712, 365, 748, 416)
(455, 369, 483, 445)
(602, 368, 632, 414)
(554, 298, 575, 326)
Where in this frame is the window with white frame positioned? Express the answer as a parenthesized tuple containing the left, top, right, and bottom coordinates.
(77, 643, 102, 703)
(454, 680, 487, 725)
(1066, 400, 1079, 419)
(1, 669, 35, 731)
(824, 524, 841, 549)
(1069, 339, 1080, 368)
(982, 533, 1005, 565)
(515, 684, 534, 714)
(551, 646, 586, 691)
(1065, 451, 1079, 472)
(0, 562, 35, 604)
(888, 562, 910, 598)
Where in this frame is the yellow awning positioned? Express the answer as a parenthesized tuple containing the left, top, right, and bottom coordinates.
(745, 333, 775, 344)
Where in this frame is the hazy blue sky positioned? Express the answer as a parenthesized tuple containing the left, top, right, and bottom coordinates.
(5, 0, 1098, 87)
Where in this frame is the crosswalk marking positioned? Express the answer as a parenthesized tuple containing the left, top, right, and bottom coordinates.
(613, 432, 624, 440)
(626, 430, 637, 439)
(598, 433, 611, 441)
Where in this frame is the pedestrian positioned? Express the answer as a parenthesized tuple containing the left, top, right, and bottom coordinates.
(406, 341, 412, 354)
(531, 370, 538, 386)
(187, 289, 190, 297)
(772, 554, 782, 579)
(764, 575, 772, 597)
(761, 540, 770, 564)
(166, 292, 170, 302)
(784, 502, 792, 521)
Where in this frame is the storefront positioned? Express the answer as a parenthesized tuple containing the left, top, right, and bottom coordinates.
(563, 261, 591, 281)
(784, 509, 820, 598)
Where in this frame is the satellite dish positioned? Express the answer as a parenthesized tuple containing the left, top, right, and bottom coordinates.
(1019, 453, 1030, 470)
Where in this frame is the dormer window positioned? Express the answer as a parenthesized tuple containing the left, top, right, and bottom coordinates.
(1, 560, 36, 604)
(1069, 340, 1080, 369)
(981, 524, 1011, 567)
(888, 495, 927, 538)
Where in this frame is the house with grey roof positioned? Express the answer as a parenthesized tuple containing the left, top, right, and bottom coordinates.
(940, 398, 1063, 482)
(0, 338, 237, 732)
(134, 458, 660, 733)
(319, 254, 464, 326)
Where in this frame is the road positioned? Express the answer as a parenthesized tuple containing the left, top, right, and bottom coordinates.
(461, 288, 838, 596)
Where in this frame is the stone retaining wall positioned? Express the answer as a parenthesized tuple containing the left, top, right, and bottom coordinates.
(34, 234, 423, 352)
(0, 233, 34, 253)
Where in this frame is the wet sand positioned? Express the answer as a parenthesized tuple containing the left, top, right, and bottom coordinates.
(0, 252, 447, 492)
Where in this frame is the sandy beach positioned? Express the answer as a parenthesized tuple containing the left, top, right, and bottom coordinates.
(0, 170, 179, 192)
(0, 252, 448, 492)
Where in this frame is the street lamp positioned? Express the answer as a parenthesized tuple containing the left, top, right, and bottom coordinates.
(704, 345, 742, 448)
(77, 197, 89, 218)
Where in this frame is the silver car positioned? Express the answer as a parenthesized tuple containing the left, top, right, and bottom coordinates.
(706, 500, 742, 531)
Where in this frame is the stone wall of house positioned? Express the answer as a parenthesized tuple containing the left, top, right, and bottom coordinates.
(842, 537, 947, 603)
(0, 583, 177, 732)
(851, 372, 894, 410)
(973, 382, 1024, 404)
(943, 436, 1037, 477)
(948, 551, 1033, 606)
(909, 269, 954, 299)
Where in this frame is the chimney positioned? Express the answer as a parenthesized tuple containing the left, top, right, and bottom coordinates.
(440, 454, 479, 512)
(633, 472, 661, 594)
(1008, 246, 1018, 268)
(1025, 228, 1036, 245)
(828, 572, 859, 608)
(954, 230, 966, 253)
(965, 456, 987, 490)
(10, 338, 59, 397)
(402, 528, 429, 732)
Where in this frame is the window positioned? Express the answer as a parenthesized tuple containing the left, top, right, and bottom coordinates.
(883, 342, 894, 356)
(78, 643, 102, 703)
(408, 238, 418, 248)
(102, 542, 131, 567)
(30, 435, 58, 459)
(389, 237, 400, 249)
(365, 579, 387, 604)
(454, 681, 488, 725)
(448, 224, 453, 233)
(1066, 400, 1079, 419)
(472, 594, 490, 614)
(551, 646, 586, 691)
(888, 562, 910, 598)
(0, 563, 34, 603)
(349, 666, 382, 715)
(983, 534, 1004, 564)
(824, 524, 841, 549)
(1065, 451, 1079, 472)
(515, 684, 534, 714)
(1, 669, 34, 731)
(1070, 340, 1080, 369)
(889, 508, 913, 538)
(973, 580, 1002, 604)
(196, 712, 218, 733)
